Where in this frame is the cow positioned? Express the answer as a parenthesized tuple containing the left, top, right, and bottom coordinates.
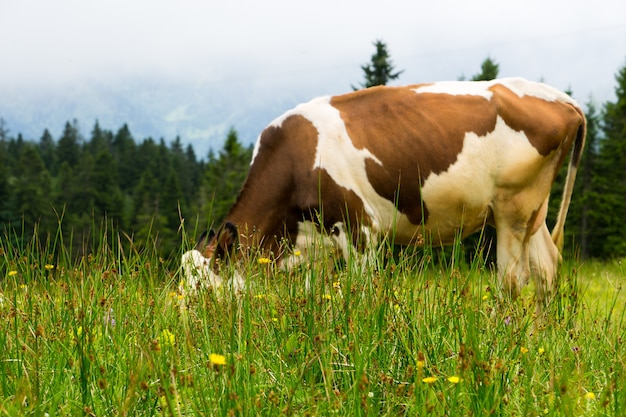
(182, 77, 586, 306)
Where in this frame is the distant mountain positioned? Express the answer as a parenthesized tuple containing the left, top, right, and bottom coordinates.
(0, 78, 308, 159)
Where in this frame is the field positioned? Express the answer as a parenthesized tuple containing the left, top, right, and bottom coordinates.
(1, 228, 625, 416)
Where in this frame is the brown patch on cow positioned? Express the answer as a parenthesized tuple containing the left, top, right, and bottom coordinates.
(489, 84, 582, 157)
(330, 86, 498, 224)
(224, 113, 371, 254)
(224, 114, 319, 254)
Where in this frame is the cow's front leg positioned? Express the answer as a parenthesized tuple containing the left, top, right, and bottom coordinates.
(330, 223, 379, 270)
(528, 222, 560, 309)
(494, 218, 531, 299)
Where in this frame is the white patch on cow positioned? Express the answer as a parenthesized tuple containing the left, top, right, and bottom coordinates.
(251, 133, 263, 165)
(498, 78, 579, 105)
(413, 80, 494, 99)
(420, 115, 543, 244)
(413, 77, 579, 107)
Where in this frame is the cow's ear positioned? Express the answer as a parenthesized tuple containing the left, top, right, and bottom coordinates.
(196, 230, 217, 258)
(215, 222, 238, 259)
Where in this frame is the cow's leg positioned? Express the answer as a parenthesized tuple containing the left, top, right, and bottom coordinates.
(492, 196, 536, 298)
(495, 222, 530, 298)
(330, 222, 379, 269)
(528, 222, 559, 308)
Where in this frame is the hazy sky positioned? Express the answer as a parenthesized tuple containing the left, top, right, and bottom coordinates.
(1, 0, 626, 147)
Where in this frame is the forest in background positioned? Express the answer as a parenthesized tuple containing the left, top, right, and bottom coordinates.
(1, 47, 625, 262)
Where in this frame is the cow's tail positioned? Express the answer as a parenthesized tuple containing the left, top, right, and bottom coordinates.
(551, 106, 587, 251)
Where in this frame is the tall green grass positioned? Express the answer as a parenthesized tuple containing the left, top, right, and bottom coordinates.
(1, 225, 625, 416)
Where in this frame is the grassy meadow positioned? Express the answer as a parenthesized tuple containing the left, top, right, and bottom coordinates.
(1, 226, 625, 416)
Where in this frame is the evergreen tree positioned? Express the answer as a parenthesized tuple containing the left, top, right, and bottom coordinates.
(471, 57, 500, 81)
(9, 143, 54, 235)
(0, 118, 9, 141)
(203, 128, 253, 224)
(87, 121, 113, 156)
(594, 60, 626, 257)
(353, 40, 403, 90)
(112, 124, 138, 193)
(0, 134, 9, 224)
(162, 167, 185, 230)
(92, 148, 123, 221)
(57, 120, 82, 168)
(572, 100, 601, 258)
(38, 129, 57, 174)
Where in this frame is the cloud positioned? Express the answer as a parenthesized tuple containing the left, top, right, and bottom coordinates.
(165, 106, 193, 123)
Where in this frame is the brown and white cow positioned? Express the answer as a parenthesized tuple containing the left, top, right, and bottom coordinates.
(182, 77, 586, 303)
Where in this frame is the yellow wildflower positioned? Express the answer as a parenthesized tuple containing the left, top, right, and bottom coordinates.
(538, 347, 545, 355)
(258, 257, 271, 265)
(447, 376, 462, 384)
(323, 294, 332, 300)
(422, 376, 437, 384)
(8, 270, 17, 277)
(520, 346, 529, 354)
(584, 392, 596, 400)
(160, 329, 175, 347)
(209, 353, 227, 366)
(332, 281, 341, 289)
(416, 360, 425, 369)
(293, 250, 302, 257)
(44, 264, 55, 270)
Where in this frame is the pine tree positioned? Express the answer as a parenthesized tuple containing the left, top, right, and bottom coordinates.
(112, 124, 138, 193)
(594, 60, 626, 257)
(57, 120, 82, 168)
(471, 57, 500, 81)
(38, 129, 57, 174)
(572, 100, 601, 258)
(353, 40, 403, 90)
(203, 128, 253, 224)
(0, 132, 9, 224)
(9, 143, 54, 235)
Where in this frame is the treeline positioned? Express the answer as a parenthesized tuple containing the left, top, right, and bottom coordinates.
(0, 120, 251, 258)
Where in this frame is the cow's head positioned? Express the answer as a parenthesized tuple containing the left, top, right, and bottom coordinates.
(180, 222, 244, 293)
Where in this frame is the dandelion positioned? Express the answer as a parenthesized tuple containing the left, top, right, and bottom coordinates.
(422, 376, 437, 384)
(209, 353, 227, 366)
(332, 281, 341, 289)
(293, 250, 302, 257)
(416, 360, 425, 369)
(258, 257, 271, 265)
(447, 376, 462, 384)
(584, 392, 596, 400)
(44, 264, 55, 270)
(160, 329, 175, 347)
(8, 270, 17, 277)
(520, 346, 529, 354)
(538, 347, 545, 355)
(323, 293, 332, 300)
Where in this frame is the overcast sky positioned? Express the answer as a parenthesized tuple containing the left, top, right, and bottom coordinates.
(1, 0, 626, 145)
